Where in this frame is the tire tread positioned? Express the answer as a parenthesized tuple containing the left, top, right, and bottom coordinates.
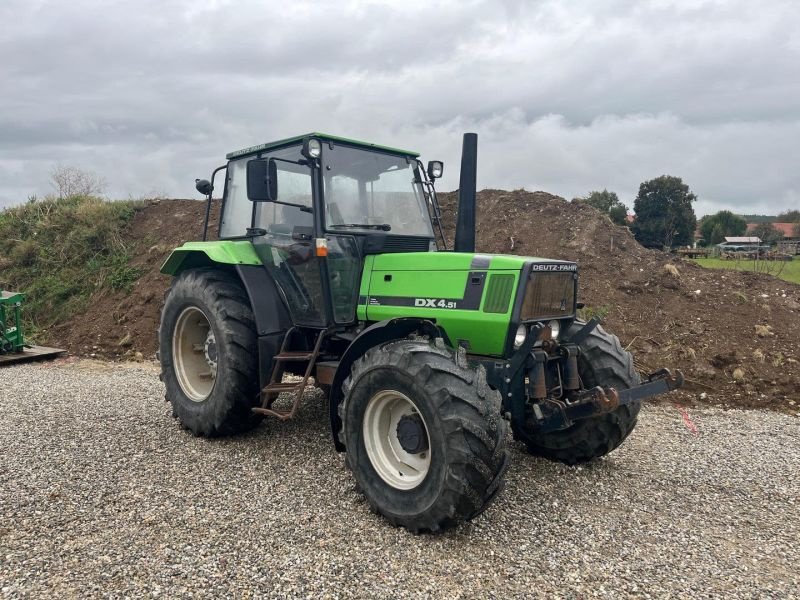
(339, 338, 509, 533)
(159, 268, 261, 437)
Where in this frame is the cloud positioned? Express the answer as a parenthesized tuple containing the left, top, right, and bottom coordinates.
(1, 0, 798, 216)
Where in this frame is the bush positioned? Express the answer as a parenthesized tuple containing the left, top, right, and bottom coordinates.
(0, 195, 145, 337)
(9, 239, 38, 266)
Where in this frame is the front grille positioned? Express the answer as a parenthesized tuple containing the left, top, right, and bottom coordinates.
(520, 272, 576, 320)
(363, 235, 431, 255)
(483, 273, 515, 314)
(382, 236, 430, 252)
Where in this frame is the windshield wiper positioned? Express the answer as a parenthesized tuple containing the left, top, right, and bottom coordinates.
(329, 223, 392, 231)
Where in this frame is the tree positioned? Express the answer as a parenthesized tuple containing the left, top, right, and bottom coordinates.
(738, 214, 777, 223)
(697, 210, 747, 245)
(750, 223, 784, 244)
(778, 209, 800, 223)
(710, 224, 725, 247)
(630, 175, 697, 248)
(574, 189, 629, 226)
(50, 165, 107, 199)
(608, 203, 628, 226)
(781, 210, 800, 238)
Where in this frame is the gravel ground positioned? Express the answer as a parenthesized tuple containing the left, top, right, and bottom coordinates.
(1, 360, 798, 599)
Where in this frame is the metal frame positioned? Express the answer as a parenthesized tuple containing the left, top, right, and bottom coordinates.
(202, 164, 228, 241)
(415, 159, 447, 250)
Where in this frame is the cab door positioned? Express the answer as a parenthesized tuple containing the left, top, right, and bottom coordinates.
(246, 148, 328, 327)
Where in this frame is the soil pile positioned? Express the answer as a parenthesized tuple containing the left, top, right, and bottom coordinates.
(438, 190, 800, 411)
(47, 199, 218, 360)
(43, 191, 800, 411)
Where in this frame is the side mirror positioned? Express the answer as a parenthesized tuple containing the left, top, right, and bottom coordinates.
(427, 160, 444, 179)
(195, 179, 213, 196)
(246, 158, 278, 202)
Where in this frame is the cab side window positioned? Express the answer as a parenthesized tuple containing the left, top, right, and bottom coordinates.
(220, 147, 312, 238)
(219, 159, 252, 238)
(255, 165, 313, 233)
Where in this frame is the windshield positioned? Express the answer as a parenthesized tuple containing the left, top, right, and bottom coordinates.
(322, 145, 434, 237)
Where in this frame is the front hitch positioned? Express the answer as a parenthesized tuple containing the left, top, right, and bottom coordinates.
(531, 368, 685, 433)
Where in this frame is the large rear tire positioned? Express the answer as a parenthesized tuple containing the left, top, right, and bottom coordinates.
(159, 268, 261, 436)
(512, 322, 641, 465)
(339, 339, 509, 533)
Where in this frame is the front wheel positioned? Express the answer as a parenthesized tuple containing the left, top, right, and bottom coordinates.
(512, 321, 641, 465)
(339, 339, 509, 533)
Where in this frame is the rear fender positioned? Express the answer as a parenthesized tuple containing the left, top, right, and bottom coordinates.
(328, 317, 450, 451)
(160, 241, 262, 276)
(161, 243, 292, 389)
(235, 265, 294, 388)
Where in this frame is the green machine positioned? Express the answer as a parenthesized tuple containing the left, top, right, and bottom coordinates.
(1, 289, 64, 365)
(1, 289, 25, 353)
(159, 133, 683, 532)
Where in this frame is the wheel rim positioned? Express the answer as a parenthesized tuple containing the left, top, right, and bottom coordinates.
(363, 390, 431, 490)
(172, 306, 216, 402)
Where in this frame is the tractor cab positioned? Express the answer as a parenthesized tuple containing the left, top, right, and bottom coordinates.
(210, 134, 445, 328)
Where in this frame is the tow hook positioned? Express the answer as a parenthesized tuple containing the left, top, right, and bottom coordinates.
(531, 368, 684, 433)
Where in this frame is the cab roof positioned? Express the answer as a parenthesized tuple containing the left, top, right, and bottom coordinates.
(226, 132, 420, 160)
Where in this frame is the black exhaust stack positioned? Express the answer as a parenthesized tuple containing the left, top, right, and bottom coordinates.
(454, 133, 478, 253)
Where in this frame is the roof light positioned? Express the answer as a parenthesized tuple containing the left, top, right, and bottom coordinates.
(303, 137, 322, 159)
(427, 160, 444, 179)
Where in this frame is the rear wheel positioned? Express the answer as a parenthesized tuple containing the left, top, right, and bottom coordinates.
(339, 339, 509, 533)
(512, 322, 641, 465)
(159, 269, 261, 436)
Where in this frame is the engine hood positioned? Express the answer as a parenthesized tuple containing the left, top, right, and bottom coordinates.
(370, 252, 577, 272)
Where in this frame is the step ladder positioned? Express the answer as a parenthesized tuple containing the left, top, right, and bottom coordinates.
(252, 327, 327, 421)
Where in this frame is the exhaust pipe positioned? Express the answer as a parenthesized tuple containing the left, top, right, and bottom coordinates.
(454, 133, 478, 253)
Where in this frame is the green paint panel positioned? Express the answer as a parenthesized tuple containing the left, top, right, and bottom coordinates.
(357, 255, 374, 321)
(371, 252, 476, 271)
(160, 241, 262, 275)
(362, 252, 524, 356)
(367, 303, 511, 355)
(483, 274, 515, 314)
(369, 270, 468, 298)
(371, 252, 572, 272)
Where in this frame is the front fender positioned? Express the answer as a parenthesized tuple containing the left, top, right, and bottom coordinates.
(328, 317, 450, 451)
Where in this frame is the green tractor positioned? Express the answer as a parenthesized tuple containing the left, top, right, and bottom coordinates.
(159, 133, 683, 532)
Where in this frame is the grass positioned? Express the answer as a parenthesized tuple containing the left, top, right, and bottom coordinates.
(578, 304, 611, 322)
(0, 195, 146, 340)
(690, 257, 800, 285)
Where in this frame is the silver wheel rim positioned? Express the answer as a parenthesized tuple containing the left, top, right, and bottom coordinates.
(363, 390, 431, 490)
(172, 306, 216, 402)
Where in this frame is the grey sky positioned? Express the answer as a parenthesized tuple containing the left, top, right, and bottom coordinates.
(1, 0, 798, 216)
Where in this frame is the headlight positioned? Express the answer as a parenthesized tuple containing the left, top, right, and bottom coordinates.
(548, 319, 561, 339)
(303, 137, 322, 159)
(427, 160, 444, 179)
(513, 324, 527, 349)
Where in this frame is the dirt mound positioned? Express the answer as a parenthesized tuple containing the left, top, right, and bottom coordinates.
(438, 189, 800, 411)
(46, 199, 218, 360)
(42, 191, 799, 412)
